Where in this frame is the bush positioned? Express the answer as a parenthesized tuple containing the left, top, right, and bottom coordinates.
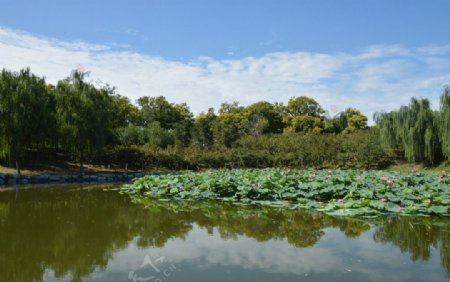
(97, 128, 393, 171)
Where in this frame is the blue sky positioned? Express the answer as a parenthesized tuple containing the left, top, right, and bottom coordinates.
(2, 0, 450, 59)
(1, 0, 450, 122)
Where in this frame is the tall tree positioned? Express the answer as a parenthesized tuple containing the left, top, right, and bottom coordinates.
(192, 108, 216, 147)
(439, 86, 450, 160)
(283, 96, 325, 133)
(0, 68, 55, 173)
(245, 101, 284, 135)
(375, 97, 441, 164)
(137, 96, 193, 146)
(55, 70, 114, 175)
(214, 102, 247, 147)
(341, 108, 368, 134)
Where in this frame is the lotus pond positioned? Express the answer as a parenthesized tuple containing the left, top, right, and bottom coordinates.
(123, 168, 450, 216)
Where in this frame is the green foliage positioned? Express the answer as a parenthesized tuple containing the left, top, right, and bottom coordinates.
(375, 96, 442, 164)
(234, 129, 391, 169)
(116, 125, 146, 145)
(213, 103, 248, 147)
(123, 168, 450, 216)
(144, 121, 175, 148)
(283, 96, 326, 133)
(245, 101, 284, 135)
(285, 96, 325, 117)
(287, 115, 324, 133)
(191, 108, 216, 147)
(99, 145, 189, 170)
(342, 108, 368, 133)
(100, 129, 392, 170)
(55, 70, 115, 165)
(440, 86, 450, 160)
(0, 67, 445, 170)
(110, 94, 139, 128)
(0, 68, 55, 166)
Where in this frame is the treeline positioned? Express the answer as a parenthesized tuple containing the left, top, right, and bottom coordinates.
(0, 68, 374, 173)
(375, 86, 450, 165)
(0, 67, 447, 172)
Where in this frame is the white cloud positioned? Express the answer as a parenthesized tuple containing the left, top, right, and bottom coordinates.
(0, 26, 449, 124)
(418, 44, 450, 56)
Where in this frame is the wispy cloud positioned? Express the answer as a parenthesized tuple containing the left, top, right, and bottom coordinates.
(0, 27, 449, 123)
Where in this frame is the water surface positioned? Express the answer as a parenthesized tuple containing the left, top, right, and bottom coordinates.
(0, 185, 448, 281)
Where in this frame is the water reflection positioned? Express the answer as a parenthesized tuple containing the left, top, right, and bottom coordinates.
(0, 185, 448, 281)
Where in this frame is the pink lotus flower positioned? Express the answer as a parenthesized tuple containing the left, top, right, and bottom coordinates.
(356, 175, 362, 180)
(337, 199, 344, 203)
(387, 180, 393, 184)
(380, 198, 387, 202)
(380, 176, 388, 181)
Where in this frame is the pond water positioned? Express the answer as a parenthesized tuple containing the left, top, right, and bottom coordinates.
(0, 184, 448, 282)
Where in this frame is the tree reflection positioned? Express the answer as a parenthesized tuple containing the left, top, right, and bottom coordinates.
(144, 200, 371, 248)
(0, 186, 191, 282)
(0, 187, 448, 281)
(373, 216, 450, 277)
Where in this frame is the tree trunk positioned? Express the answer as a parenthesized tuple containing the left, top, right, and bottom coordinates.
(79, 157, 84, 177)
(15, 160, 21, 175)
(79, 132, 84, 177)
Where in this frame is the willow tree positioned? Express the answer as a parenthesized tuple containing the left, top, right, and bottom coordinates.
(55, 70, 114, 176)
(0, 68, 55, 173)
(439, 86, 450, 160)
(375, 97, 441, 164)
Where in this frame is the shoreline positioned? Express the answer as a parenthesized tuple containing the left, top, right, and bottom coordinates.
(0, 172, 146, 186)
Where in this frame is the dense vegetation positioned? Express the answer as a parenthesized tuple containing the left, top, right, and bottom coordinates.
(375, 87, 450, 165)
(0, 67, 449, 173)
(122, 168, 450, 216)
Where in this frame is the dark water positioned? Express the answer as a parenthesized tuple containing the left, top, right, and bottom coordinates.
(0, 185, 448, 282)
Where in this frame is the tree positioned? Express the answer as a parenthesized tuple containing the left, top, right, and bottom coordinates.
(288, 115, 324, 134)
(245, 101, 284, 135)
(137, 96, 177, 128)
(214, 102, 247, 147)
(285, 96, 325, 117)
(192, 108, 216, 147)
(110, 93, 139, 129)
(324, 113, 347, 134)
(0, 68, 55, 173)
(144, 122, 175, 148)
(116, 125, 146, 145)
(137, 96, 193, 147)
(341, 108, 368, 134)
(172, 103, 194, 147)
(375, 97, 441, 164)
(55, 70, 114, 175)
(283, 97, 325, 133)
(439, 86, 450, 160)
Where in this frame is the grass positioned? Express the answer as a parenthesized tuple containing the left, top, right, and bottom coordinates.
(387, 161, 450, 173)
